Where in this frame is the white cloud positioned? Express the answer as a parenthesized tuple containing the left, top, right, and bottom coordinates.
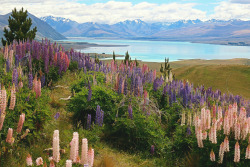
(211, 1, 250, 20)
(230, 0, 250, 4)
(0, 0, 207, 24)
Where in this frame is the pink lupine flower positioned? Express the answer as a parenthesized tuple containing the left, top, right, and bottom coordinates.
(0, 113, 6, 131)
(223, 136, 229, 152)
(201, 108, 206, 130)
(242, 122, 249, 140)
(223, 113, 230, 135)
(218, 142, 224, 164)
(6, 128, 14, 144)
(26, 154, 33, 166)
(53, 130, 60, 163)
(88, 148, 94, 167)
(66, 160, 72, 167)
(18, 80, 23, 89)
(9, 84, 16, 110)
(9, 50, 13, 68)
(36, 157, 43, 166)
(239, 107, 246, 123)
(217, 106, 222, 120)
(81, 138, 88, 165)
(50, 161, 55, 167)
(210, 150, 215, 161)
(205, 109, 211, 130)
(210, 124, 217, 144)
(17, 113, 25, 133)
(202, 131, 207, 140)
(70, 132, 79, 163)
(153, 69, 156, 80)
(246, 144, 250, 159)
(234, 141, 240, 163)
(1, 88, 7, 114)
(37, 79, 41, 98)
(196, 127, 203, 148)
(235, 122, 241, 140)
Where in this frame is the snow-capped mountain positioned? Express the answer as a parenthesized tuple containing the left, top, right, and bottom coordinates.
(40, 16, 250, 44)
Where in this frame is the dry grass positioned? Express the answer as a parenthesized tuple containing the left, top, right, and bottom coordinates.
(94, 145, 155, 167)
(173, 65, 250, 99)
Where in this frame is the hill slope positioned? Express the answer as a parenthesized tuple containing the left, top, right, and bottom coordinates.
(0, 13, 66, 42)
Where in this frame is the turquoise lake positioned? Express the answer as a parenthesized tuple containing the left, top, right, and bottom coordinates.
(63, 38, 250, 62)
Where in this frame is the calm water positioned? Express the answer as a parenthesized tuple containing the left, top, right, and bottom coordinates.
(62, 38, 250, 62)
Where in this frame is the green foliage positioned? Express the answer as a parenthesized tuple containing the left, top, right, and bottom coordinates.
(124, 51, 130, 63)
(113, 51, 115, 61)
(68, 85, 120, 127)
(47, 66, 60, 83)
(68, 61, 78, 72)
(1, 8, 37, 45)
(104, 98, 168, 156)
(70, 71, 105, 93)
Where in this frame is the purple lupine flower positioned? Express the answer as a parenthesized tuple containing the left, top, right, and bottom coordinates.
(118, 76, 123, 94)
(183, 89, 188, 107)
(87, 84, 92, 102)
(150, 145, 155, 155)
(12, 68, 18, 87)
(28, 72, 33, 90)
(128, 104, 133, 119)
(169, 90, 173, 106)
(124, 80, 128, 95)
(41, 75, 46, 88)
(54, 112, 60, 120)
(95, 105, 101, 125)
(173, 90, 176, 103)
(138, 76, 143, 97)
(87, 114, 91, 129)
(28, 53, 32, 71)
(134, 76, 139, 97)
(153, 78, 160, 91)
(187, 126, 191, 136)
(25, 96, 30, 102)
(44, 47, 49, 73)
(15, 54, 19, 67)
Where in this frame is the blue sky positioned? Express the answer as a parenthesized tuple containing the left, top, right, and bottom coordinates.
(78, 0, 223, 14)
(1, 0, 250, 24)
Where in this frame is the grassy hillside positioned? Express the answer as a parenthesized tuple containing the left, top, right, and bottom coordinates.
(173, 65, 250, 99)
(104, 58, 250, 99)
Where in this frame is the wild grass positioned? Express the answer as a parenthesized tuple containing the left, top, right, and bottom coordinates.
(173, 65, 250, 99)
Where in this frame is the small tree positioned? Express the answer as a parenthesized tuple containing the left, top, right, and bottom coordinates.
(113, 51, 116, 61)
(125, 51, 130, 63)
(1, 8, 37, 46)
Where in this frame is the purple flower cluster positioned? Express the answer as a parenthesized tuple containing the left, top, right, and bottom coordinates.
(12, 68, 18, 87)
(128, 104, 133, 119)
(87, 114, 92, 129)
(95, 105, 104, 127)
(87, 84, 92, 102)
(28, 73, 33, 90)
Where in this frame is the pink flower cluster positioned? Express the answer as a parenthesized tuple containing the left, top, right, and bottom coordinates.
(191, 103, 250, 163)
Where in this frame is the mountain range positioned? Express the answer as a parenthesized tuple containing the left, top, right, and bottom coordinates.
(1, 12, 250, 46)
(41, 16, 250, 45)
(0, 13, 66, 42)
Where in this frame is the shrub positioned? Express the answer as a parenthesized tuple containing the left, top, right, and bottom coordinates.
(68, 85, 120, 128)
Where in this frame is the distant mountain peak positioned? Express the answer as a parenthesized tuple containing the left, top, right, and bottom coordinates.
(40, 16, 73, 23)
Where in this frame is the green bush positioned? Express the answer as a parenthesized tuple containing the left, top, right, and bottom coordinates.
(68, 85, 120, 128)
(104, 102, 169, 156)
(71, 71, 105, 93)
(68, 61, 78, 72)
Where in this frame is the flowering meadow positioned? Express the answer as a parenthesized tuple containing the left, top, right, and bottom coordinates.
(0, 39, 249, 166)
